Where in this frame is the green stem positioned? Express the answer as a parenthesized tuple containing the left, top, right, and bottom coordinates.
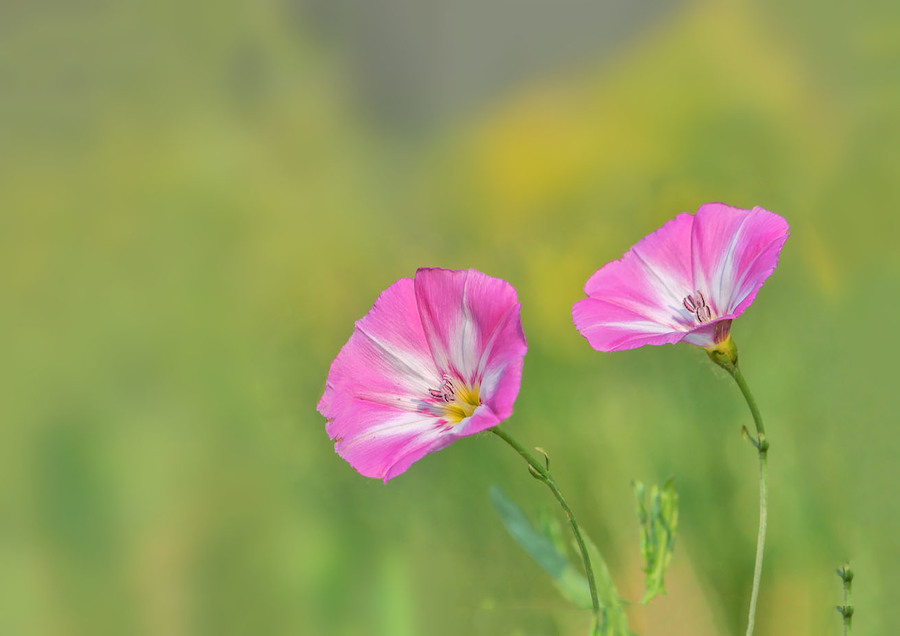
(746, 441, 768, 636)
(491, 426, 601, 630)
(720, 361, 769, 636)
(838, 563, 853, 635)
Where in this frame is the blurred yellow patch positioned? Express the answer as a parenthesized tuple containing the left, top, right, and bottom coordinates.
(474, 88, 594, 211)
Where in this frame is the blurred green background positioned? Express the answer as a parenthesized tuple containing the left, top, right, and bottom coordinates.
(3, 0, 898, 634)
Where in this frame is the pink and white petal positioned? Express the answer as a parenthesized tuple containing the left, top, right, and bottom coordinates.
(326, 396, 419, 448)
(317, 277, 440, 419)
(382, 405, 503, 480)
(381, 432, 456, 481)
(584, 213, 696, 330)
(726, 212, 790, 317)
(573, 297, 686, 352)
(453, 403, 503, 436)
(414, 268, 519, 384)
(475, 304, 527, 420)
(681, 318, 732, 348)
(691, 204, 789, 317)
(329, 399, 446, 481)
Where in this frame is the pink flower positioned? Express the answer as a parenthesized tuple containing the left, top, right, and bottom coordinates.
(573, 203, 789, 352)
(318, 268, 528, 482)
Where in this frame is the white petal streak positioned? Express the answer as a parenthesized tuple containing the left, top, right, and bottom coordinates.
(630, 249, 691, 325)
(451, 296, 479, 381)
(339, 410, 439, 451)
(708, 213, 751, 314)
(597, 319, 679, 334)
(356, 326, 438, 393)
(447, 272, 479, 382)
(480, 364, 505, 399)
(353, 392, 426, 414)
(591, 294, 686, 332)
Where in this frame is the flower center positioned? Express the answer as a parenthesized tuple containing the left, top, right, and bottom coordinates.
(683, 290, 712, 323)
(428, 374, 481, 423)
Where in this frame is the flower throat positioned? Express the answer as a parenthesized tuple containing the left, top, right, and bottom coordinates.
(429, 374, 481, 422)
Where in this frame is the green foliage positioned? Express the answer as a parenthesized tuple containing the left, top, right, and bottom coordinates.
(490, 487, 630, 635)
(633, 479, 679, 605)
(489, 486, 593, 610)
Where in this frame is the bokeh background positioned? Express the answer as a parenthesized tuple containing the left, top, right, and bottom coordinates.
(3, 0, 899, 634)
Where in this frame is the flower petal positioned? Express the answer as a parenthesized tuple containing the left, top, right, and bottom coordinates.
(682, 318, 732, 348)
(318, 277, 440, 420)
(575, 213, 697, 351)
(475, 303, 527, 420)
(328, 400, 504, 482)
(691, 204, 790, 318)
(572, 297, 686, 351)
(379, 405, 503, 481)
(328, 399, 448, 481)
(582, 213, 696, 334)
(318, 278, 450, 482)
(414, 268, 520, 385)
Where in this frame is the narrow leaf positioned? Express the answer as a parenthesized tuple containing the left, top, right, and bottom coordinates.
(489, 486, 592, 609)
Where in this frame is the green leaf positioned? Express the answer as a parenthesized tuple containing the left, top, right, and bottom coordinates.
(490, 486, 631, 636)
(633, 478, 679, 604)
(489, 486, 593, 609)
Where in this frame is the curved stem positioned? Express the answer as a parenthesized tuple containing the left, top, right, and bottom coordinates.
(730, 364, 767, 444)
(491, 426, 601, 630)
(723, 363, 769, 636)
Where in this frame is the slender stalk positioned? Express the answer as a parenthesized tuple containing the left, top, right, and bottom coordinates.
(746, 442, 768, 636)
(837, 563, 853, 635)
(491, 426, 601, 631)
(719, 361, 769, 636)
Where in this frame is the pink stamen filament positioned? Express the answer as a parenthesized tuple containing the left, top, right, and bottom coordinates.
(428, 375, 458, 403)
(683, 290, 712, 323)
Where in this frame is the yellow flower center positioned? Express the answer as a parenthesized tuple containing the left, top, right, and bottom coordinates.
(429, 375, 481, 423)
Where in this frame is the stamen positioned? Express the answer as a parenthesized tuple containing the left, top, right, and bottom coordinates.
(683, 290, 712, 323)
(426, 373, 482, 423)
(428, 374, 456, 403)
